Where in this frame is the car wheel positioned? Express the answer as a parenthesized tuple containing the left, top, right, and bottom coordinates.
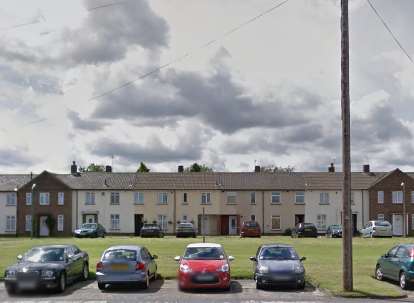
(98, 282, 106, 290)
(375, 265, 383, 281)
(142, 273, 150, 289)
(5, 284, 16, 295)
(57, 272, 66, 293)
(256, 279, 262, 290)
(82, 263, 89, 281)
(297, 281, 305, 290)
(400, 272, 410, 290)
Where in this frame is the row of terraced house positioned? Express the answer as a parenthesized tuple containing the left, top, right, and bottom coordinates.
(1, 162, 414, 237)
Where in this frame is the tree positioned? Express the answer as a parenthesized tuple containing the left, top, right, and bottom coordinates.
(79, 163, 105, 172)
(185, 163, 213, 172)
(261, 165, 295, 173)
(137, 162, 150, 173)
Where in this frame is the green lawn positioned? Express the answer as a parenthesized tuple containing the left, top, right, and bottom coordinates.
(0, 236, 412, 298)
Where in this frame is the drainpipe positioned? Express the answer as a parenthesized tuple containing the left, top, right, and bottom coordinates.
(262, 191, 265, 235)
(76, 190, 79, 228)
(361, 190, 364, 228)
(173, 190, 177, 234)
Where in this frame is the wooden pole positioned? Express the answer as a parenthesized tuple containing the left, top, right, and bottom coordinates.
(341, 0, 353, 291)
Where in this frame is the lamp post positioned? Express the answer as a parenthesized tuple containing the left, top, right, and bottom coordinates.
(401, 182, 406, 237)
(31, 183, 37, 239)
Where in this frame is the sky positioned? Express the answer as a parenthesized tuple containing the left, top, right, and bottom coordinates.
(0, 0, 413, 174)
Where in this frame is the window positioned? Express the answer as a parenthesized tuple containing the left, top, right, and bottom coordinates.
(158, 215, 167, 231)
(319, 192, 330, 205)
(378, 214, 385, 221)
(58, 192, 64, 205)
(411, 191, 414, 204)
(39, 192, 50, 205)
(26, 192, 32, 205)
(378, 191, 384, 204)
(392, 191, 403, 204)
(271, 192, 281, 204)
(85, 192, 95, 205)
(183, 192, 188, 204)
(201, 193, 211, 205)
(412, 214, 414, 230)
(316, 214, 327, 230)
(158, 192, 168, 205)
(6, 216, 16, 232)
(251, 214, 256, 221)
(57, 215, 64, 232)
(250, 192, 256, 205)
(110, 214, 120, 230)
(295, 191, 305, 204)
(271, 215, 281, 230)
(110, 192, 120, 205)
(25, 215, 32, 232)
(134, 192, 144, 205)
(226, 192, 237, 204)
(6, 193, 16, 206)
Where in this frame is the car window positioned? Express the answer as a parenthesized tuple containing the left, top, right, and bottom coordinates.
(183, 247, 225, 260)
(388, 246, 399, 257)
(396, 247, 409, 258)
(256, 246, 262, 257)
(24, 247, 65, 262)
(72, 246, 81, 255)
(141, 248, 151, 261)
(103, 249, 137, 261)
(259, 247, 299, 260)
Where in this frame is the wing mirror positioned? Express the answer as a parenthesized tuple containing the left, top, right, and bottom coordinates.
(383, 253, 389, 258)
(152, 255, 158, 260)
(249, 256, 257, 262)
(300, 257, 306, 262)
(17, 254, 23, 261)
(228, 256, 235, 262)
(174, 256, 181, 262)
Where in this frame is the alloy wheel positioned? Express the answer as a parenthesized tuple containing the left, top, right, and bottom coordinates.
(83, 264, 89, 280)
(375, 266, 383, 281)
(59, 273, 66, 293)
(400, 272, 407, 289)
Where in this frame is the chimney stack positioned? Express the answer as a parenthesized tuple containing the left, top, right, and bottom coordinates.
(328, 163, 335, 173)
(105, 165, 112, 173)
(363, 164, 370, 173)
(254, 165, 261, 173)
(71, 161, 77, 175)
(178, 165, 184, 173)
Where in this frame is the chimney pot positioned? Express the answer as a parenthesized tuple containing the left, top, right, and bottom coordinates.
(178, 165, 184, 173)
(363, 164, 370, 173)
(328, 163, 335, 173)
(254, 165, 261, 173)
(71, 161, 78, 175)
(105, 165, 112, 173)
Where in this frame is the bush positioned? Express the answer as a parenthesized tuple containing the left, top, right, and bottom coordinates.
(283, 228, 292, 236)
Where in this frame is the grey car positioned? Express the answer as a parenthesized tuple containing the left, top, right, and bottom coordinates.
(250, 244, 306, 289)
(96, 245, 158, 290)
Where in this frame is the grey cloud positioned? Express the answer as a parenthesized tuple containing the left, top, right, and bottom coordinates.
(67, 110, 107, 131)
(0, 148, 37, 167)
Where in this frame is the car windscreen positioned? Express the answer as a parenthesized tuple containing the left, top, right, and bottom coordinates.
(375, 221, 390, 227)
(183, 247, 225, 260)
(331, 225, 342, 230)
(259, 247, 299, 260)
(103, 249, 137, 261)
(244, 222, 258, 227)
(143, 224, 159, 229)
(24, 247, 65, 263)
(178, 223, 193, 228)
(81, 223, 97, 229)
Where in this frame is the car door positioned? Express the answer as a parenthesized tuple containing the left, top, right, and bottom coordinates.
(253, 246, 261, 275)
(65, 247, 77, 281)
(382, 246, 399, 280)
(141, 248, 153, 277)
(145, 248, 157, 277)
(393, 247, 409, 280)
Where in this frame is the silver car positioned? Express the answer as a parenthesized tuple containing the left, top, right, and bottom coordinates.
(360, 220, 393, 238)
(96, 245, 158, 290)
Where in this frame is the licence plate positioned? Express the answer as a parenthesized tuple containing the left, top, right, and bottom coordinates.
(111, 264, 129, 271)
(196, 274, 215, 282)
(18, 281, 37, 289)
(304, 228, 311, 231)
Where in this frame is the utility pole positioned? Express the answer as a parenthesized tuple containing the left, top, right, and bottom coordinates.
(202, 207, 206, 243)
(341, 0, 353, 291)
(401, 182, 406, 237)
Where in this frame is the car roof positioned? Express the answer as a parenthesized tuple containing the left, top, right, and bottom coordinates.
(105, 245, 142, 251)
(259, 243, 293, 249)
(187, 243, 222, 248)
(32, 245, 73, 249)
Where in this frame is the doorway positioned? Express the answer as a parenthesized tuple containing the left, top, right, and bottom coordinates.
(83, 214, 97, 224)
(295, 214, 305, 226)
(39, 216, 50, 236)
(352, 214, 358, 235)
(134, 214, 144, 236)
(392, 214, 403, 236)
(229, 216, 237, 235)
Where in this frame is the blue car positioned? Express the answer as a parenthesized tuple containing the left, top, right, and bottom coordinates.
(375, 244, 414, 289)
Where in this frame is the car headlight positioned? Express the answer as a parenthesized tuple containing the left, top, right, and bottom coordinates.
(6, 270, 16, 279)
(218, 263, 229, 272)
(258, 265, 269, 273)
(179, 264, 192, 273)
(41, 270, 55, 278)
(294, 264, 304, 274)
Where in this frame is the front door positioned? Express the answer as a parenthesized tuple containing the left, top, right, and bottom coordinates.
(39, 216, 50, 236)
(295, 214, 305, 225)
(229, 216, 237, 235)
(392, 214, 403, 236)
(84, 214, 97, 224)
(134, 214, 143, 236)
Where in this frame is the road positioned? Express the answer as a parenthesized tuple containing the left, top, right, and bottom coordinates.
(0, 280, 413, 303)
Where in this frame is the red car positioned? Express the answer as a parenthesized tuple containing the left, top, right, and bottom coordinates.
(175, 243, 234, 291)
(240, 221, 261, 237)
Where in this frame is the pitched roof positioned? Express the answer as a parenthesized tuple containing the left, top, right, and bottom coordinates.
(301, 172, 385, 190)
(0, 174, 33, 191)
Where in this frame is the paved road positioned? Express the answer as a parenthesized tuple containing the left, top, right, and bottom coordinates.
(1, 280, 413, 303)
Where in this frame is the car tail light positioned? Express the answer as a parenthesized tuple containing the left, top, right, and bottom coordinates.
(410, 249, 414, 258)
(136, 262, 145, 271)
(372, 227, 376, 231)
(96, 262, 103, 272)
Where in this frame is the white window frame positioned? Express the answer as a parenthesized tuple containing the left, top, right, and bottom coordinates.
(392, 191, 403, 204)
(271, 215, 281, 231)
(6, 216, 16, 232)
(110, 192, 120, 205)
(158, 192, 168, 205)
(26, 192, 32, 206)
(110, 214, 120, 230)
(377, 191, 384, 204)
(295, 191, 305, 204)
(134, 192, 144, 205)
(316, 214, 327, 231)
(319, 192, 330, 205)
(85, 192, 95, 205)
(57, 215, 64, 232)
(201, 192, 211, 205)
(378, 213, 385, 221)
(58, 192, 65, 205)
(6, 193, 16, 206)
(158, 215, 167, 231)
(226, 192, 237, 204)
(271, 192, 281, 204)
(250, 192, 256, 205)
(25, 215, 32, 232)
(39, 192, 50, 205)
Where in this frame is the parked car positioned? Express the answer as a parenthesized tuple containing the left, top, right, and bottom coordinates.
(4, 245, 89, 295)
(140, 224, 164, 238)
(326, 224, 342, 238)
(240, 221, 261, 238)
(375, 244, 414, 289)
(250, 244, 306, 289)
(176, 222, 196, 238)
(174, 243, 235, 291)
(360, 220, 392, 238)
(291, 223, 318, 238)
(73, 223, 106, 238)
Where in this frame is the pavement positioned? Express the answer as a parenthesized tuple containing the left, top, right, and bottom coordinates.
(1, 280, 414, 303)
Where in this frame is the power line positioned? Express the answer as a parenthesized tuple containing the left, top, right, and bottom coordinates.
(87, 1, 127, 12)
(89, 0, 290, 101)
(367, 0, 413, 64)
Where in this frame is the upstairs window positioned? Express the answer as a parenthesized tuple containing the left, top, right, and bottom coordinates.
(250, 192, 256, 205)
(377, 191, 384, 204)
(134, 192, 144, 205)
(110, 192, 120, 205)
(158, 192, 168, 205)
(58, 192, 65, 205)
(85, 192, 95, 205)
(226, 192, 237, 204)
(25, 193, 32, 205)
(183, 192, 188, 204)
(271, 192, 281, 204)
(6, 193, 16, 206)
(201, 192, 211, 205)
(39, 192, 50, 205)
(295, 191, 305, 204)
(392, 191, 403, 204)
(319, 192, 330, 205)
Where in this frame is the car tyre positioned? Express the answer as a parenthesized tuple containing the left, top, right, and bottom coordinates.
(255, 277, 262, 290)
(57, 272, 66, 293)
(98, 282, 106, 290)
(5, 284, 17, 296)
(400, 271, 410, 290)
(142, 273, 150, 289)
(82, 263, 89, 281)
(375, 265, 383, 281)
(297, 281, 305, 290)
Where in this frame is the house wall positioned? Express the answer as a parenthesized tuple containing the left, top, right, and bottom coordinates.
(0, 192, 17, 235)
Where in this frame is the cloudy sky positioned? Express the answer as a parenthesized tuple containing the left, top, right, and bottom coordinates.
(0, 0, 413, 173)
